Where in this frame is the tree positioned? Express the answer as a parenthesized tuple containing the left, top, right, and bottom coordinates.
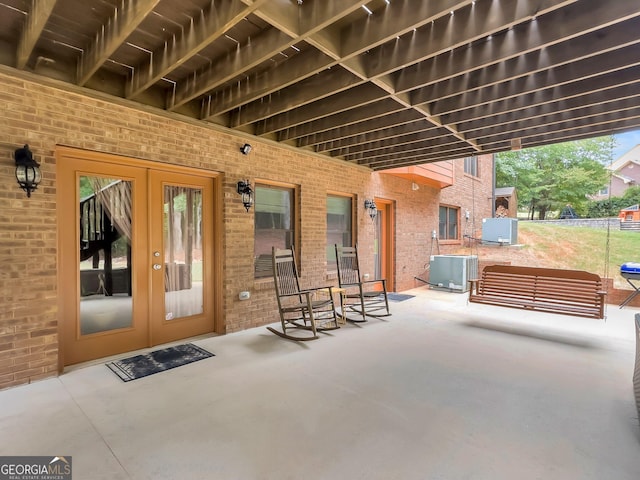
(495, 136, 613, 219)
(622, 185, 640, 205)
(586, 185, 640, 218)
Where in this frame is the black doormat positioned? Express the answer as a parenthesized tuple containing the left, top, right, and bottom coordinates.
(106, 343, 214, 382)
(387, 293, 415, 302)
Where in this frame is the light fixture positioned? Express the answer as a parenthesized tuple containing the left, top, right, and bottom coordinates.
(237, 180, 254, 212)
(14, 144, 41, 198)
(364, 199, 377, 221)
(240, 143, 252, 155)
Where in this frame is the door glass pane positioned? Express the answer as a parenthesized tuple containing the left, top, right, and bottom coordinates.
(164, 186, 203, 320)
(79, 176, 133, 335)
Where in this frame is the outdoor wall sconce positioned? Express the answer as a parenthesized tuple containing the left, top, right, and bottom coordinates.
(237, 180, 254, 212)
(14, 144, 41, 198)
(364, 199, 377, 221)
(240, 143, 252, 155)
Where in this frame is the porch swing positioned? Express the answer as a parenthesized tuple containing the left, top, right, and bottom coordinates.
(468, 265, 607, 319)
(466, 146, 613, 321)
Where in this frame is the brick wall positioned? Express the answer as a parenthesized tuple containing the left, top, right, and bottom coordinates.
(0, 69, 492, 389)
(408, 156, 495, 287)
(439, 154, 495, 245)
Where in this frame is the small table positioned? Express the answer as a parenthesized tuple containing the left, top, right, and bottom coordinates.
(316, 287, 348, 325)
(620, 275, 640, 308)
(620, 263, 640, 308)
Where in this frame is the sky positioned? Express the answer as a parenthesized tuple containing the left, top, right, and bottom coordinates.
(613, 128, 640, 159)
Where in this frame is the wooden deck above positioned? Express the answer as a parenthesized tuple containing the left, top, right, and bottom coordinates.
(381, 162, 454, 189)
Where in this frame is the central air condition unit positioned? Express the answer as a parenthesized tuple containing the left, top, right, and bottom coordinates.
(481, 218, 518, 245)
(428, 255, 478, 293)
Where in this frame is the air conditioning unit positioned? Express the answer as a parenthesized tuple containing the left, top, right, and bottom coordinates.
(482, 218, 518, 245)
(428, 255, 479, 293)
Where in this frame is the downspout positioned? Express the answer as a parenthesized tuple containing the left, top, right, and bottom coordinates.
(492, 154, 496, 218)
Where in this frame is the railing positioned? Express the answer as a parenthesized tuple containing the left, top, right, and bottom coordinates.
(80, 194, 110, 261)
(620, 221, 640, 231)
(79, 182, 128, 295)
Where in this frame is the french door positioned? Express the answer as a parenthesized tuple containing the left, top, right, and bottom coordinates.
(148, 170, 214, 345)
(57, 148, 216, 366)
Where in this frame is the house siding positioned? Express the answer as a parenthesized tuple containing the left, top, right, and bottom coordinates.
(592, 146, 640, 201)
(0, 70, 492, 389)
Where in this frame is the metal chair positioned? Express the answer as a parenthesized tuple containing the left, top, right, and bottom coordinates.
(268, 246, 340, 341)
(335, 244, 391, 322)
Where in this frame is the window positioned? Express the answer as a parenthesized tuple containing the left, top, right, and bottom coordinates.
(326, 194, 353, 267)
(254, 184, 295, 278)
(464, 156, 478, 177)
(598, 186, 609, 196)
(439, 205, 459, 240)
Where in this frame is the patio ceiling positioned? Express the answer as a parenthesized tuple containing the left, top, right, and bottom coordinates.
(1, 0, 640, 170)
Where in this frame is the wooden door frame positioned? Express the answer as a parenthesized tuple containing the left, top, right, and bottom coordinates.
(56, 146, 224, 371)
(57, 158, 150, 367)
(374, 197, 395, 292)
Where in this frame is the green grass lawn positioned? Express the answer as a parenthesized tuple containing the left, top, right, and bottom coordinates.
(517, 221, 640, 285)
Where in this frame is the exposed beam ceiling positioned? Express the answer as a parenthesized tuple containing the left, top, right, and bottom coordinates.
(1, 0, 639, 170)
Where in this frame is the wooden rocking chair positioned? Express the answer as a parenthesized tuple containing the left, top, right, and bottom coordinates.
(268, 246, 340, 341)
(335, 244, 391, 322)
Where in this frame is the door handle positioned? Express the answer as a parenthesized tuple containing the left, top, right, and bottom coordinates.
(153, 251, 162, 270)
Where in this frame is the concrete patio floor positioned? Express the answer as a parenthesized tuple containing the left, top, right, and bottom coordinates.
(1, 286, 639, 480)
